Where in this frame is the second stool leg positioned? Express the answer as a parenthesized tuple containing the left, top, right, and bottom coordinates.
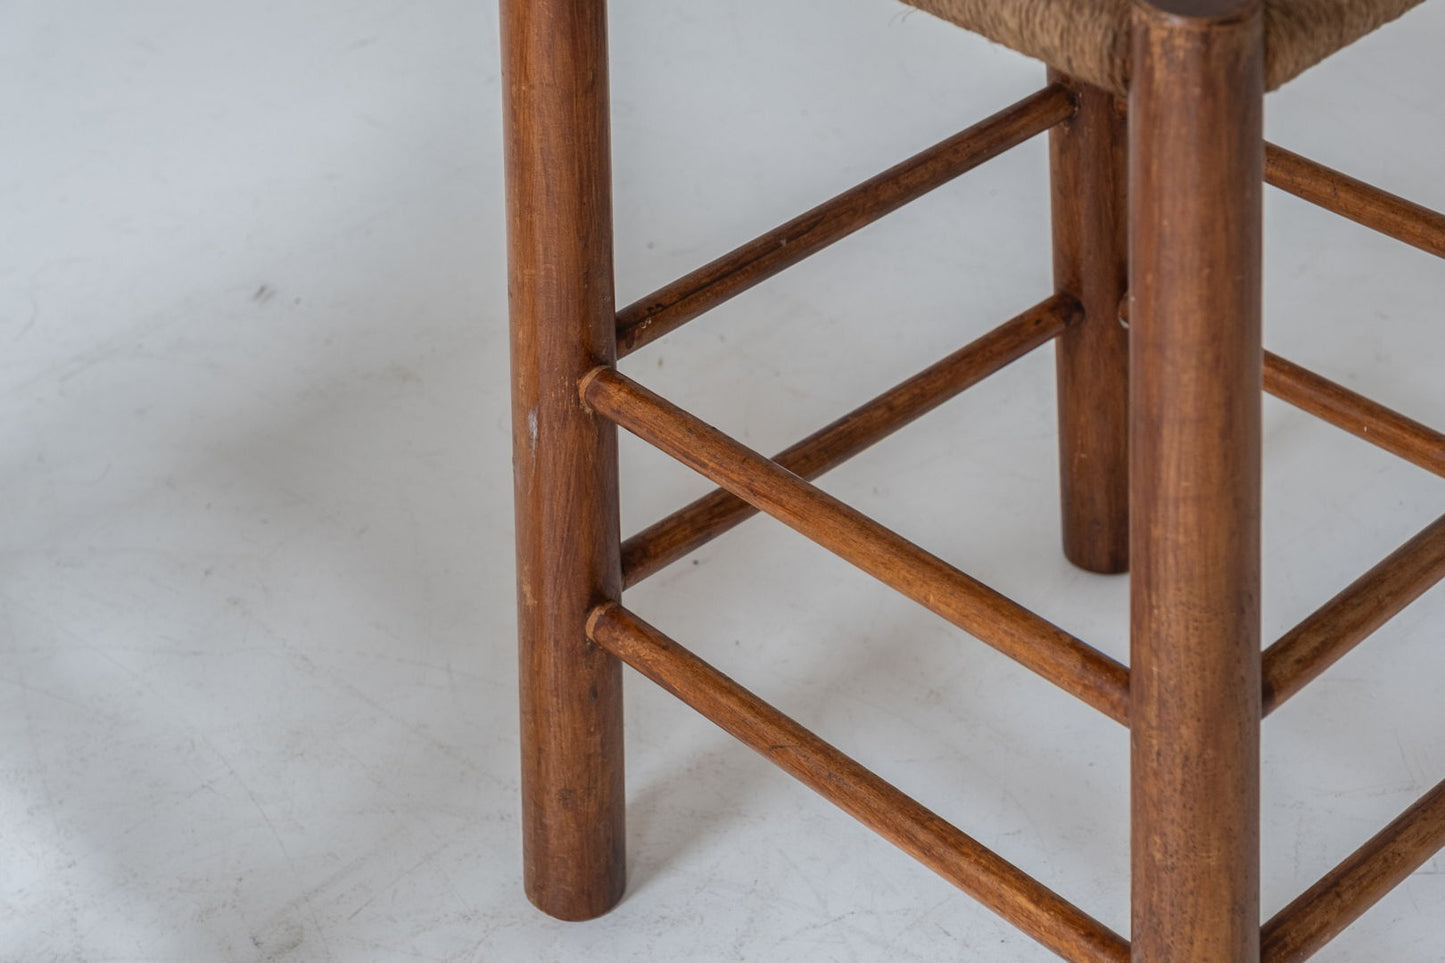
(1050, 72, 1130, 575)
(1128, 1, 1265, 961)
(502, 0, 627, 922)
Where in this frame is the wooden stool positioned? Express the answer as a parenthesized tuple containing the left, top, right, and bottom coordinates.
(501, 1, 1444, 959)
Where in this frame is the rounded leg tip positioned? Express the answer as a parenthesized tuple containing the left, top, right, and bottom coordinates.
(525, 871, 626, 922)
(1063, 540, 1129, 575)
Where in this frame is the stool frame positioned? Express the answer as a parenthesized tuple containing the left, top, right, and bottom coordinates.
(501, 0, 1445, 959)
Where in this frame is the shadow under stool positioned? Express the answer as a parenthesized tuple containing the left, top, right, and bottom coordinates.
(500, 0, 1445, 959)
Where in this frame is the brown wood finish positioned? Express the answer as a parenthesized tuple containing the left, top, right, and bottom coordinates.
(1265, 142, 1445, 260)
(621, 295, 1075, 586)
(502, 0, 626, 921)
(583, 366, 1131, 724)
(1128, 3, 1265, 961)
(506, 0, 1440, 950)
(1262, 779, 1445, 963)
(614, 85, 1076, 356)
(1263, 512, 1445, 715)
(1264, 351, 1445, 479)
(1049, 73, 1131, 575)
(1110, 312, 1445, 480)
(587, 603, 1131, 963)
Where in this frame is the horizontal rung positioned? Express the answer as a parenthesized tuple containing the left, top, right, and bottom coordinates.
(1265, 143, 1445, 260)
(622, 294, 1077, 586)
(586, 603, 1129, 963)
(1263, 512, 1445, 715)
(584, 367, 1130, 725)
(1262, 778, 1445, 963)
(1264, 352, 1445, 479)
(614, 85, 1077, 357)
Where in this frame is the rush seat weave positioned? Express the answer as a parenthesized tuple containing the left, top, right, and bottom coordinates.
(903, 0, 1427, 92)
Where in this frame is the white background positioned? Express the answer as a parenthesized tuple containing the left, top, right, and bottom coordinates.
(2, 1, 1443, 960)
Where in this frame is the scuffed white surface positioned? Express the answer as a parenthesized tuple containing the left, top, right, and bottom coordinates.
(2, 1, 1442, 960)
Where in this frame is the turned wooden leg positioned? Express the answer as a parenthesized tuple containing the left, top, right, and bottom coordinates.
(502, 0, 626, 921)
(1050, 72, 1130, 575)
(1129, 1, 1264, 960)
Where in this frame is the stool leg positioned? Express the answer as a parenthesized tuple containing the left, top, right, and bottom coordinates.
(502, 0, 626, 921)
(1050, 72, 1130, 574)
(1128, 2, 1264, 961)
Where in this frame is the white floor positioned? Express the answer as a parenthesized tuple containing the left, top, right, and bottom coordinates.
(3, 2, 1444, 961)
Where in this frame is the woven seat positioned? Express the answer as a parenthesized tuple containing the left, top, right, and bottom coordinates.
(902, 0, 1425, 92)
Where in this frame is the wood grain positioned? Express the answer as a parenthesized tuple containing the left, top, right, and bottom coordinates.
(621, 295, 1075, 586)
(1264, 512, 1445, 715)
(1264, 351, 1445, 479)
(1129, 2, 1264, 960)
(584, 367, 1131, 725)
(503, 0, 625, 921)
(588, 603, 1130, 963)
(614, 86, 1076, 356)
(1262, 779, 1445, 963)
(1266, 142, 1445, 260)
(1049, 73, 1130, 574)
(506, 0, 1438, 949)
